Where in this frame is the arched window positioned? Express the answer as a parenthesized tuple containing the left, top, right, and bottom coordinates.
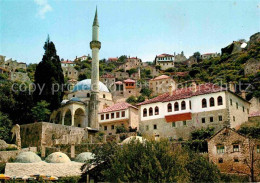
(217, 96, 223, 105)
(202, 98, 207, 108)
(143, 108, 147, 117)
(181, 101, 186, 110)
(149, 107, 153, 116)
(174, 102, 179, 111)
(210, 97, 215, 107)
(155, 106, 159, 115)
(87, 93, 90, 98)
(103, 94, 106, 98)
(168, 103, 172, 112)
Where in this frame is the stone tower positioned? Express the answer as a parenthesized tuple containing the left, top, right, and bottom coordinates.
(89, 7, 101, 129)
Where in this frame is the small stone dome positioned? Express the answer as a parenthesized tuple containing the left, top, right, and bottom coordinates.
(45, 152, 71, 163)
(121, 136, 145, 144)
(75, 152, 95, 163)
(15, 152, 42, 163)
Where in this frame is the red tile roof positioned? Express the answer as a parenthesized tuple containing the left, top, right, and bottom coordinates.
(249, 111, 260, 117)
(108, 57, 118, 61)
(101, 73, 115, 78)
(137, 83, 226, 105)
(115, 81, 123, 85)
(100, 102, 137, 113)
(150, 75, 170, 81)
(124, 79, 135, 83)
(61, 60, 74, 64)
(165, 113, 192, 122)
(157, 53, 174, 57)
(171, 72, 189, 77)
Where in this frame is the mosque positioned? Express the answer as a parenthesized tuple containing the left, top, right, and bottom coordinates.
(50, 8, 114, 129)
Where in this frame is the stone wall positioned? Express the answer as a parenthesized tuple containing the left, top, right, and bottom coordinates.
(139, 109, 229, 140)
(0, 147, 37, 163)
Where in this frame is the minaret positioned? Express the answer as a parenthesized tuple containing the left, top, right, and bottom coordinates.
(89, 7, 101, 129)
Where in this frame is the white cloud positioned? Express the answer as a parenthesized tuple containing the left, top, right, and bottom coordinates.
(34, 0, 52, 19)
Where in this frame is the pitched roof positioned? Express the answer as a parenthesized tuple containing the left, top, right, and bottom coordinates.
(150, 75, 170, 81)
(101, 73, 115, 78)
(157, 53, 174, 57)
(124, 79, 135, 83)
(61, 60, 74, 64)
(100, 102, 137, 113)
(137, 83, 226, 105)
(249, 111, 260, 117)
(171, 72, 189, 77)
(115, 81, 123, 85)
(108, 57, 118, 61)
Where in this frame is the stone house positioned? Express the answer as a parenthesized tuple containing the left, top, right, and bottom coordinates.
(154, 53, 174, 71)
(174, 52, 187, 63)
(137, 83, 250, 140)
(5, 59, 27, 72)
(149, 75, 176, 96)
(98, 102, 139, 135)
(107, 57, 118, 62)
(244, 58, 260, 76)
(61, 60, 76, 67)
(100, 73, 115, 91)
(201, 53, 219, 60)
(183, 56, 197, 67)
(62, 66, 78, 80)
(10, 72, 30, 82)
(118, 57, 142, 71)
(113, 71, 129, 80)
(208, 127, 260, 178)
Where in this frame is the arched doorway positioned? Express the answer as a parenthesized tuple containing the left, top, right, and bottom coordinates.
(74, 108, 85, 127)
(64, 109, 72, 126)
(54, 111, 61, 124)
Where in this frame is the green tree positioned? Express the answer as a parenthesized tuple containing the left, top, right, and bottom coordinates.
(136, 95, 145, 103)
(34, 36, 65, 111)
(118, 55, 127, 62)
(0, 112, 12, 142)
(140, 87, 152, 98)
(31, 100, 51, 122)
(126, 96, 137, 105)
(128, 68, 138, 76)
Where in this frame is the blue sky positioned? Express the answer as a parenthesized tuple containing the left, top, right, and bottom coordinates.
(0, 0, 259, 64)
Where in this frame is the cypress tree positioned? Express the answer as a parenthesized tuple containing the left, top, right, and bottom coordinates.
(34, 36, 64, 111)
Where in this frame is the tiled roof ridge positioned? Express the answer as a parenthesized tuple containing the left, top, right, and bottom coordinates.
(100, 102, 137, 113)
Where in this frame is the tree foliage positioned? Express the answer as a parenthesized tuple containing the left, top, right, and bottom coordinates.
(82, 140, 221, 182)
(31, 100, 51, 122)
(34, 36, 64, 111)
(0, 112, 12, 142)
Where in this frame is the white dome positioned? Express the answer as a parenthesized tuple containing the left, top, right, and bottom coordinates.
(75, 152, 95, 163)
(121, 136, 145, 144)
(72, 79, 109, 92)
(45, 152, 71, 163)
(15, 152, 42, 163)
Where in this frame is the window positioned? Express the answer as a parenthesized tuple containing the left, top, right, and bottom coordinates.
(243, 106, 245, 112)
(233, 116, 235, 122)
(87, 93, 90, 97)
(106, 114, 109, 120)
(116, 112, 120, 118)
(218, 115, 223, 121)
(236, 102, 238, 109)
(257, 145, 260, 153)
(210, 97, 215, 107)
(230, 99, 233, 106)
(234, 158, 239, 162)
(183, 121, 187, 126)
(121, 111, 125, 117)
(189, 100, 192, 109)
(172, 122, 176, 127)
(217, 145, 225, 154)
(181, 101, 186, 110)
(218, 158, 223, 163)
(155, 106, 159, 115)
(168, 103, 172, 112)
(104, 126, 107, 131)
(174, 102, 179, 111)
(143, 108, 147, 117)
(154, 124, 157, 129)
(149, 107, 153, 116)
(111, 125, 114, 130)
(233, 144, 239, 152)
(218, 96, 223, 105)
(101, 114, 104, 120)
(146, 125, 149, 131)
(103, 94, 106, 98)
(210, 117, 214, 122)
(247, 109, 249, 114)
(202, 117, 206, 123)
(202, 98, 207, 108)
(111, 113, 114, 119)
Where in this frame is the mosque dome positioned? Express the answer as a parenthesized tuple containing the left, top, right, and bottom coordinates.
(72, 79, 109, 92)
(15, 152, 42, 163)
(75, 152, 95, 163)
(70, 97, 81, 102)
(45, 152, 71, 163)
(121, 136, 145, 145)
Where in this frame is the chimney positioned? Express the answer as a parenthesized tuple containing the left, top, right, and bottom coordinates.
(228, 82, 236, 93)
(191, 81, 197, 93)
(169, 84, 174, 96)
(241, 90, 246, 99)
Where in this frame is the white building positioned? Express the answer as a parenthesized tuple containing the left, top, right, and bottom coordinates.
(154, 53, 174, 70)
